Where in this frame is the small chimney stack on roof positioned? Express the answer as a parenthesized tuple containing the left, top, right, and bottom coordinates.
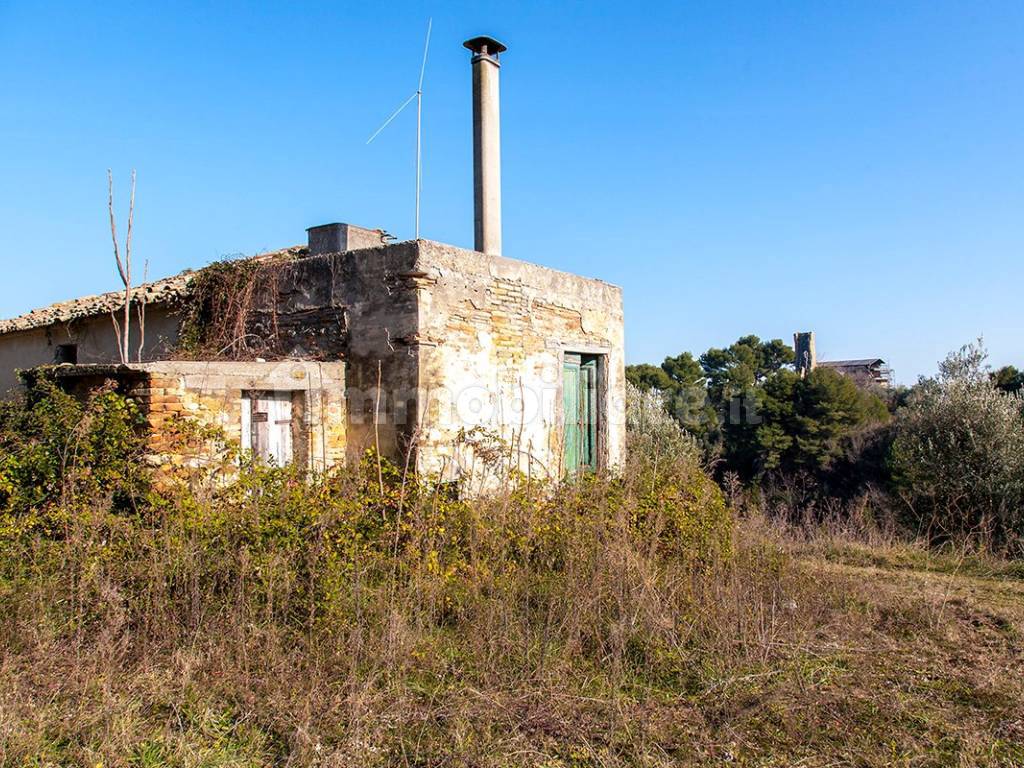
(306, 223, 385, 256)
(463, 35, 506, 256)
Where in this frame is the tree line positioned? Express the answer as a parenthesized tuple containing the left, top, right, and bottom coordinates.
(628, 336, 1024, 551)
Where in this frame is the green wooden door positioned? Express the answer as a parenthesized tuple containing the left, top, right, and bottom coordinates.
(563, 358, 581, 472)
(563, 353, 599, 475)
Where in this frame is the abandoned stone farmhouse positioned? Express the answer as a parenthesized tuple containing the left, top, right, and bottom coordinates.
(0, 37, 626, 487)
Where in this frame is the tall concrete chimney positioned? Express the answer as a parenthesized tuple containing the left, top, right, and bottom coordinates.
(463, 35, 506, 256)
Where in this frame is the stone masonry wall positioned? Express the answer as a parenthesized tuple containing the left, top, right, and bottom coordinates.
(301, 244, 422, 465)
(122, 361, 347, 473)
(411, 241, 626, 488)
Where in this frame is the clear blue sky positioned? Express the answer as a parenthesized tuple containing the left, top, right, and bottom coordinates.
(2, 1, 1022, 382)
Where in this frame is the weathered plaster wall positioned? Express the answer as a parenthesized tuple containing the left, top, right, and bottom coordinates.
(298, 243, 422, 465)
(0, 307, 180, 395)
(410, 241, 626, 486)
(253, 239, 626, 482)
(234, 256, 347, 360)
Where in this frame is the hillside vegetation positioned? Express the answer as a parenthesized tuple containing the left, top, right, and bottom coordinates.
(0, 355, 1022, 766)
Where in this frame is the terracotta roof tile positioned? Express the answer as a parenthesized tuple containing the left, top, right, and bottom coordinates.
(0, 246, 305, 335)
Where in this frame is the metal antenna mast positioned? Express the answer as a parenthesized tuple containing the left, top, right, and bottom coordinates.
(367, 19, 432, 240)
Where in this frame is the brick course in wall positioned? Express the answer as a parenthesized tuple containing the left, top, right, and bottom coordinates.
(55, 361, 347, 474)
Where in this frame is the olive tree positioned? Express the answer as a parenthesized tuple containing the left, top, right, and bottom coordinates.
(625, 382, 700, 466)
(890, 340, 1024, 548)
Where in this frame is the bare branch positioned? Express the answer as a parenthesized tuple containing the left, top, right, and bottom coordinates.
(107, 170, 128, 287)
(125, 170, 135, 283)
(375, 359, 384, 497)
(107, 169, 136, 363)
(121, 170, 135, 364)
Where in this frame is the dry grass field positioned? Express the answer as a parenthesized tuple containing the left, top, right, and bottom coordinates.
(1, 490, 1021, 768)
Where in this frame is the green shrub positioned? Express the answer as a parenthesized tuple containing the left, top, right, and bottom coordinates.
(625, 381, 701, 466)
(890, 341, 1024, 549)
(626, 381, 732, 561)
(0, 373, 148, 529)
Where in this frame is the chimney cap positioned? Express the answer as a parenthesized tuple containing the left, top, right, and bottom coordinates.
(305, 222, 345, 232)
(463, 36, 507, 56)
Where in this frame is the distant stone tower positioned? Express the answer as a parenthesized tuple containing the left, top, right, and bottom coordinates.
(794, 331, 816, 378)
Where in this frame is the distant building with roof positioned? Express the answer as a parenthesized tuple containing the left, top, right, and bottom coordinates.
(817, 358, 892, 388)
(793, 332, 892, 388)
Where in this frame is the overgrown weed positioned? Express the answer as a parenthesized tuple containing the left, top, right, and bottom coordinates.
(0, 385, 1021, 765)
